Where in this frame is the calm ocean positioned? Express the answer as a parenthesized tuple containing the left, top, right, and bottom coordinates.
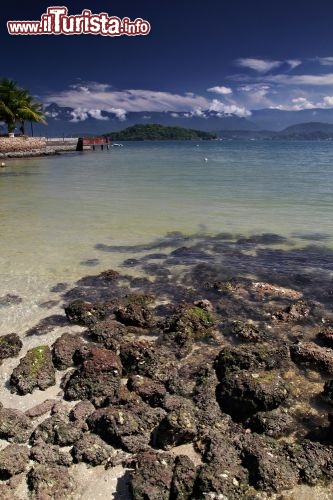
(0, 140, 332, 334)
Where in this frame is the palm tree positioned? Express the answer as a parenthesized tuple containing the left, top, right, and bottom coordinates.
(0, 78, 46, 135)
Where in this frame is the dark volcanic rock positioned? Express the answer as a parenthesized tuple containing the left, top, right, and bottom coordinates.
(71, 433, 113, 466)
(162, 304, 216, 340)
(64, 299, 113, 326)
(214, 344, 290, 381)
(275, 300, 311, 322)
(88, 318, 127, 350)
(127, 375, 167, 407)
(286, 439, 333, 485)
(27, 464, 76, 499)
(69, 400, 95, 430)
(0, 407, 33, 443)
(216, 370, 289, 420)
(154, 404, 197, 450)
(290, 341, 333, 375)
(240, 433, 299, 492)
(119, 339, 176, 382)
(0, 444, 29, 479)
(10, 345, 56, 395)
(31, 416, 82, 446)
(170, 455, 197, 500)
(114, 303, 154, 328)
(63, 346, 122, 405)
(87, 400, 165, 453)
(322, 379, 333, 402)
(246, 408, 295, 438)
(0, 333, 22, 362)
(130, 450, 175, 500)
(52, 332, 85, 370)
(30, 438, 72, 466)
(317, 328, 333, 348)
(194, 429, 249, 499)
(229, 320, 262, 343)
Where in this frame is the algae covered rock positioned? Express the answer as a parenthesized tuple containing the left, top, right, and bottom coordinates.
(10, 345, 55, 395)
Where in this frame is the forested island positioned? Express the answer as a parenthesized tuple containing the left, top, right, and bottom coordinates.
(105, 124, 217, 141)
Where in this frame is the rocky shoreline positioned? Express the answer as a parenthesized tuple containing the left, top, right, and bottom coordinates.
(1, 231, 333, 499)
(0, 137, 78, 159)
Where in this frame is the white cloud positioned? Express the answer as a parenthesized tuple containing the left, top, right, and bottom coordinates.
(44, 84, 210, 114)
(266, 73, 333, 85)
(207, 85, 233, 95)
(322, 95, 333, 106)
(70, 108, 89, 122)
(235, 58, 282, 73)
(107, 108, 127, 121)
(317, 57, 333, 66)
(209, 99, 251, 117)
(88, 109, 109, 121)
(290, 97, 315, 110)
(287, 59, 302, 70)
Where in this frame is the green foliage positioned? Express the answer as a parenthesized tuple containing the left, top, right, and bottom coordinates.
(0, 78, 46, 135)
(105, 123, 217, 141)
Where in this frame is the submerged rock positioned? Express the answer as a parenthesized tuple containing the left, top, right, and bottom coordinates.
(0, 333, 22, 362)
(290, 341, 333, 375)
(64, 299, 113, 326)
(10, 345, 56, 395)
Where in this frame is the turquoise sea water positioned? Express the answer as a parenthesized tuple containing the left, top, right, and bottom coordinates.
(0, 140, 332, 333)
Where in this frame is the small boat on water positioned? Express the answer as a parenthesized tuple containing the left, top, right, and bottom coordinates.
(111, 143, 124, 147)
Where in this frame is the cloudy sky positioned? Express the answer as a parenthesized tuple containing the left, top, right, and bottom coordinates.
(3, 0, 333, 120)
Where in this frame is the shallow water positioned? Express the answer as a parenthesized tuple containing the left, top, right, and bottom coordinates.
(0, 140, 332, 334)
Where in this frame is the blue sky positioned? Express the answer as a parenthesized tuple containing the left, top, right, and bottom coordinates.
(3, 0, 333, 120)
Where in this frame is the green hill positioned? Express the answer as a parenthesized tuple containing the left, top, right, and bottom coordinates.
(276, 122, 333, 139)
(105, 123, 217, 141)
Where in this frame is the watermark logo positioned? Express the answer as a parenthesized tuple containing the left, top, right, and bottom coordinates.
(7, 6, 151, 36)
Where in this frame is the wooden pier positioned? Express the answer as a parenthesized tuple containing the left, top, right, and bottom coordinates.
(76, 136, 110, 151)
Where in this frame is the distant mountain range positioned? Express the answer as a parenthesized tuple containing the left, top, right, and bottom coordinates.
(12, 102, 333, 138)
